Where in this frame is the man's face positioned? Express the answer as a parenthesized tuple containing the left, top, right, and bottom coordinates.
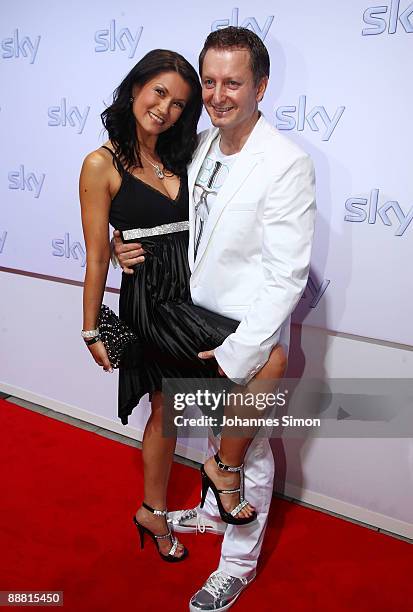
(201, 47, 267, 132)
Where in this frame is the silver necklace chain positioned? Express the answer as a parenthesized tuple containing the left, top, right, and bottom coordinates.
(140, 149, 165, 180)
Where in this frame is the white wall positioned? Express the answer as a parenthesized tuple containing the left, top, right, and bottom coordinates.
(279, 324, 413, 538)
(1, 0, 412, 538)
(1, 0, 412, 343)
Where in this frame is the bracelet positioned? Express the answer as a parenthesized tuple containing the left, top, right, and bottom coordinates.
(81, 328, 100, 339)
(84, 335, 101, 346)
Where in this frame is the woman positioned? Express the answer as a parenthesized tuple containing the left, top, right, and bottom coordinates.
(80, 49, 255, 564)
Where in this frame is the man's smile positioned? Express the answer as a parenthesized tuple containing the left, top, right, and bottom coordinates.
(211, 105, 235, 114)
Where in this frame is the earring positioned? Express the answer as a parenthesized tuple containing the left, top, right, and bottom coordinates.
(129, 97, 134, 103)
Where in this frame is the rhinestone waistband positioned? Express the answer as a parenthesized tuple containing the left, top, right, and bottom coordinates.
(122, 221, 189, 241)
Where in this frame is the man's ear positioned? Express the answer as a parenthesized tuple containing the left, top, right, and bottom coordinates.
(256, 77, 268, 103)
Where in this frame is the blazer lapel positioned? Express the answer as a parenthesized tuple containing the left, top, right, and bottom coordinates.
(191, 115, 268, 273)
(192, 151, 259, 272)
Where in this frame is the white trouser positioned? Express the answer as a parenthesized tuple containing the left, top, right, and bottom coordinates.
(199, 429, 275, 579)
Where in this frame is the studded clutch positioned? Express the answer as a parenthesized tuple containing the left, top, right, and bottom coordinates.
(97, 304, 138, 369)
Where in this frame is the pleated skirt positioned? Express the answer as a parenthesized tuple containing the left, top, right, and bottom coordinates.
(118, 230, 238, 425)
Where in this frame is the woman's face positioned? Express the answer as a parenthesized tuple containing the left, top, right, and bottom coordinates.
(132, 71, 191, 139)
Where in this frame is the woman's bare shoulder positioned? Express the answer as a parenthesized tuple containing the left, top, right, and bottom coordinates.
(82, 141, 114, 172)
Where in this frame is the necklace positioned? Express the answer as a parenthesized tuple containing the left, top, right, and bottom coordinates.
(140, 149, 165, 180)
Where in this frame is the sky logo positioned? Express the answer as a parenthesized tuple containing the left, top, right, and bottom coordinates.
(362, 0, 413, 35)
(344, 189, 413, 236)
(302, 276, 330, 308)
(211, 7, 274, 40)
(275, 95, 345, 141)
(52, 233, 86, 267)
(0, 231, 7, 254)
(48, 99, 90, 135)
(8, 165, 45, 198)
(94, 19, 143, 58)
(1, 29, 41, 64)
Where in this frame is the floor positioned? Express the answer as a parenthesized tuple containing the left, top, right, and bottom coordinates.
(0, 389, 410, 544)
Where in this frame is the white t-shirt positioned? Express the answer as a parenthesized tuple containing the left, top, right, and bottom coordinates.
(193, 136, 239, 260)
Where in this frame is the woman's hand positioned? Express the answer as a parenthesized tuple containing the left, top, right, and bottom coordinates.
(87, 340, 113, 373)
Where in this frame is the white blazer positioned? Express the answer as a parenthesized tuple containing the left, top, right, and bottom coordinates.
(187, 115, 316, 384)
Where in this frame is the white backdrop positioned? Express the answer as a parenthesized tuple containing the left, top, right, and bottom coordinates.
(1, 0, 412, 344)
(1, 1, 413, 535)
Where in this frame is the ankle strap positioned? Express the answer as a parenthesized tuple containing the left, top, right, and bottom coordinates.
(142, 501, 167, 516)
(214, 453, 243, 473)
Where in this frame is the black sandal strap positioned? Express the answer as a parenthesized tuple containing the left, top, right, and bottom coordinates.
(214, 453, 243, 473)
(154, 531, 172, 540)
(142, 501, 167, 516)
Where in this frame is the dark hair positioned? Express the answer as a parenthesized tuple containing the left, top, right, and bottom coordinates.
(198, 27, 270, 85)
(101, 49, 202, 175)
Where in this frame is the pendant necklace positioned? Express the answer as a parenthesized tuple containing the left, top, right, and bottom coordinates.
(140, 149, 165, 180)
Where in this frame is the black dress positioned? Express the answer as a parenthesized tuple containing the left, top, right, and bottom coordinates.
(104, 147, 238, 425)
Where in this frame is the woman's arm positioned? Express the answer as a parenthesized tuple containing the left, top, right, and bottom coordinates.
(79, 150, 113, 370)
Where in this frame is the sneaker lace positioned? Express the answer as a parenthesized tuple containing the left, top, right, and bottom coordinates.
(179, 508, 197, 522)
(196, 511, 206, 534)
(204, 571, 235, 599)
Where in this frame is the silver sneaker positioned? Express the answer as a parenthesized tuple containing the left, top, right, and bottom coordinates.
(167, 507, 226, 535)
(189, 569, 255, 611)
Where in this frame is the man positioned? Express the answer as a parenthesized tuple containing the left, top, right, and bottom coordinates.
(113, 27, 315, 611)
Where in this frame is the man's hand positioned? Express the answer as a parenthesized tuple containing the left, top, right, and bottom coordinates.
(198, 349, 226, 376)
(112, 229, 145, 274)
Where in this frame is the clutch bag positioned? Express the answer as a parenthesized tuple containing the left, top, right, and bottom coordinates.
(97, 304, 138, 368)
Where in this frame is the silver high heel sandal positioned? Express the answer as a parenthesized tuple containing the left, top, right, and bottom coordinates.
(133, 502, 188, 562)
(200, 453, 257, 525)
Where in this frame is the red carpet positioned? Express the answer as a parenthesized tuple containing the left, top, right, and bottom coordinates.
(0, 398, 412, 611)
